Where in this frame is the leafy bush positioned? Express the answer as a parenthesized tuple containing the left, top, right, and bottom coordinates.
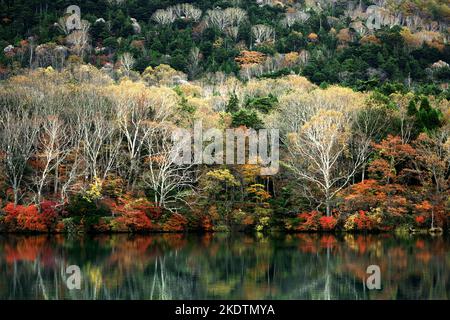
(285, 211, 339, 232)
(109, 196, 158, 232)
(3, 203, 47, 232)
(57, 217, 81, 234)
(288, 211, 322, 232)
(163, 213, 188, 232)
(114, 210, 153, 233)
(344, 210, 381, 232)
(319, 216, 338, 231)
(415, 215, 427, 226)
(66, 194, 111, 217)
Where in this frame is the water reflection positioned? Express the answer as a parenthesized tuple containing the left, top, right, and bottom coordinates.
(0, 233, 448, 300)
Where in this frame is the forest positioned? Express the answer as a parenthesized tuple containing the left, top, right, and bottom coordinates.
(0, 0, 449, 234)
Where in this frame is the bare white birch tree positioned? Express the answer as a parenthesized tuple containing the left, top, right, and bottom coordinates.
(206, 7, 247, 38)
(119, 52, 135, 77)
(152, 9, 176, 25)
(172, 3, 202, 22)
(79, 110, 122, 182)
(66, 20, 91, 59)
(252, 24, 275, 45)
(287, 110, 356, 216)
(143, 126, 196, 209)
(114, 97, 153, 190)
(59, 122, 86, 205)
(33, 116, 70, 205)
(282, 10, 310, 28)
(275, 88, 368, 216)
(0, 110, 39, 206)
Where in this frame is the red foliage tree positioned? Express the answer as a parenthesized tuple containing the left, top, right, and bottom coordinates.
(39, 201, 59, 230)
(353, 211, 376, 231)
(114, 209, 153, 232)
(295, 211, 322, 231)
(108, 195, 161, 232)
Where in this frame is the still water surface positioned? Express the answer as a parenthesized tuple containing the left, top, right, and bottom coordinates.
(0, 233, 448, 300)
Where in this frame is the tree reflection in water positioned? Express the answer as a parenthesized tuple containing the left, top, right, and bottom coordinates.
(0, 233, 448, 300)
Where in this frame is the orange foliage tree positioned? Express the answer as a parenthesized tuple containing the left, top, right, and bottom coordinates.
(235, 51, 266, 67)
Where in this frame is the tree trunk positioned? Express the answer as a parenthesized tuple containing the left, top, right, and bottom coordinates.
(14, 189, 19, 207)
(325, 197, 331, 217)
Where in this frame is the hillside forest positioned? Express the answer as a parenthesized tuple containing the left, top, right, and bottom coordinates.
(0, 0, 449, 234)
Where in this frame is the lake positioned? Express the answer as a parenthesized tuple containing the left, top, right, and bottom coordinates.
(0, 233, 448, 300)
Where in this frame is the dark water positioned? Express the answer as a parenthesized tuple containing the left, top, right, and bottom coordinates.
(0, 233, 448, 300)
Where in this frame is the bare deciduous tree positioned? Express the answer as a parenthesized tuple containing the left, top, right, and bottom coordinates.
(187, 47, 202, 79)
(282, 10, 310, 28)
(206, 7, 247, 36)
(119, 52, 135, 77)
(114, 95, 153, 190)
(33, 116, 70, 205)
(252, 24, 275, 45)
(276, 87, 368, 216)
(66, 20, 91, 58)
(0, 110, 39, 206)
(79, 110, 122, 181)
(143, 126, 197, 209)
(152, 9, 176, 25)
(205, 9, 230, 31)
(225, 7, 247, 27)
(287, 110, 360, 216)
(173, 3, 202, 22)
(58, 119, 86, 205)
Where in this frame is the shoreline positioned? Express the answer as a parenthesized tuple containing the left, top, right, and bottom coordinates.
(0, 227, 445, 236)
